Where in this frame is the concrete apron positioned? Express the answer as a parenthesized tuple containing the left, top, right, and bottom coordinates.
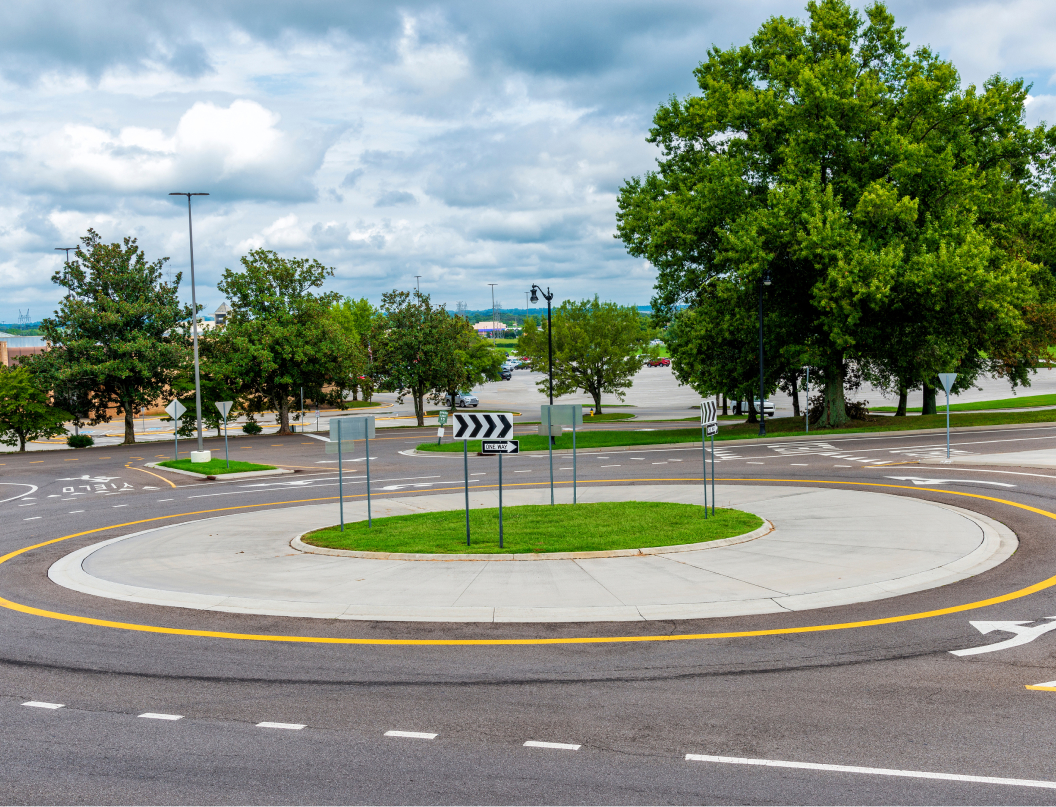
(49, 485, 1016, 623)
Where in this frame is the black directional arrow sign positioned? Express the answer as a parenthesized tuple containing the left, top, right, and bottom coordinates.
(453, 412, 513, 440)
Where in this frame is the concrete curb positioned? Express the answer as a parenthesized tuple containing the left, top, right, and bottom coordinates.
(289, 519, 774, 561)
(144, 462, 294, 481)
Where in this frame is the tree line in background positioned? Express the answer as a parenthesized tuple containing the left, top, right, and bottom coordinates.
(618, 0, 1056, 427)
(0, 229, 655, 449)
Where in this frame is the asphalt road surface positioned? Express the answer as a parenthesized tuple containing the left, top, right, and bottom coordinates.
(3, 422, 1056, 804)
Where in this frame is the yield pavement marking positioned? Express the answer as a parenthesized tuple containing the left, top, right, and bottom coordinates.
(385, 730, 438, 739)
(1, 478, 1055, 647)
(685, 754, 1056, 790)
(139, 712, 183, 720)
(525, 741, 580, 750)
(950, 618, 1056, 656)
(257, 721, 305, 730)
(23, 701, 63, 709)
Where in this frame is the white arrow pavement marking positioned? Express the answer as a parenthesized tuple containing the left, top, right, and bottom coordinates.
(0, 484, 37, 505)
(885, 476, 1016, 488)
(950, 618, 1056, 656)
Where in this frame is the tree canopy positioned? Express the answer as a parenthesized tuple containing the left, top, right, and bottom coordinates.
(617, 0, 1056, 426)
(32, 229, 190, 444)
(518, 296, 655, 414)
(0, 365, 69, 452)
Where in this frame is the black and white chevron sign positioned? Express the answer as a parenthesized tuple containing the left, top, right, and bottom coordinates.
(453, 412, 513, 440)
(700, 400, 718, 426)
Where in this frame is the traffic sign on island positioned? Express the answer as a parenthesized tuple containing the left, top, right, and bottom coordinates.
(481, 440, 519, 455)
(165, 399, 186, 420)
(453, 412, 513, 440)
(700, 400, 717, 426)
(706, 423, 718, 437)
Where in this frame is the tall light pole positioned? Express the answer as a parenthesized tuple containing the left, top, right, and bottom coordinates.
(414, 275, 422, 294)
(758, 270, 772, 437)
(169, 192, 209, 452)
(488, 283, 498, 344)
(529, 284, 554, 405)
(55, 247, 76, 299)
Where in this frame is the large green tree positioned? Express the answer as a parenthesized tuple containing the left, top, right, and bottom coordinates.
(432, 314, 505, 412)
(517, 296, 654, 414)
(0, 365, 70, 452)
(617, 0, 1056, 427)
(33, 229, 190, 444)
(332, 297, 383, 401)
(214, 249, 360, 435)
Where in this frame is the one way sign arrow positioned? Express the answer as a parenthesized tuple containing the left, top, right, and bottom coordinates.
(453, 412, 513, 440)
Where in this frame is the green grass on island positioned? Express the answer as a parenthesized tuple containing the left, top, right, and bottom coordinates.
(417, 408, 1056, 452)
(302, 501, 762, 555)
(158, 458, 277, 475)
(872, 393, 1056, 413)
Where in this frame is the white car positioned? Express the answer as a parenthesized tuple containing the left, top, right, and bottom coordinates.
(737, 399, 775, 417)
(445, 392, 479, 407)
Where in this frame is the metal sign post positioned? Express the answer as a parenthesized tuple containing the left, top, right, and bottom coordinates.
(938, 373, 958, 460)
(803, 366, 810, 434)
(327, 415, 376, 530)
(454, 413, 514, 545)
(164, 399, 186, 461)
(481, 440, 519, 549)
(437, 409, 448, 445)
(540, 405, 582, 505)
(215, 401, 233, 469)
(700, 401, 718, 519)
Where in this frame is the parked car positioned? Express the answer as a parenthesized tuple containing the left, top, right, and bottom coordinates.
(500, 369, 512, 381)
(736, 399, 775, 417)
(444, 391, 479, 407)
(647, 357, 671, 367)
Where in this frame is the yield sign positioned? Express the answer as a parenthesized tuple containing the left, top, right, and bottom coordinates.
(453, 412, 513, 440)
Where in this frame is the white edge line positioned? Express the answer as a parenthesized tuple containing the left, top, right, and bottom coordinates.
(384, 730, 438, 739)
(139, 712, 183, 720)
(684, 754, 1056, 789)
(524, 741, 581, 750)
(257, 721, 305, 730)
(22, 701, 63, 709)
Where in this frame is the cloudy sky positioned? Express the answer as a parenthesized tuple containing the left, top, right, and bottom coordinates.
(1, 0, 1054, 322)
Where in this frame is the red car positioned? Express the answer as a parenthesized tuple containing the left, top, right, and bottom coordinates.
(647, 357, 670, 367)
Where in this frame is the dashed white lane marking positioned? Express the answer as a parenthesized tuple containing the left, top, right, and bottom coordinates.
(257, 721, 305, 730)
(23, 517, 41, 521)
(470, 473, 486, 476)
(385, 730, 438, 739)
(112, 505, 128, 508)
(600, 464, 621, 468)
(746, 462, 764, 465)
(139, 713, 183, 720)
(525, 741, 581, 751)
(23, 701, 63, 709)
(158, 499, 174, 502)
(835, 465, 852, 467)
(68, 510, 84, 514)
(791, 463, 808, 466)
(514, 470, 531, 473)
(685, 754, 1056, 790)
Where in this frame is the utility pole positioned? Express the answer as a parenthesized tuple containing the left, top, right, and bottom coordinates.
(488, 283, 498, 344)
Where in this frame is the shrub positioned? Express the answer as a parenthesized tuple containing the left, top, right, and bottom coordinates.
(242, 420, 263, 435)
(67, 433, 94, 448)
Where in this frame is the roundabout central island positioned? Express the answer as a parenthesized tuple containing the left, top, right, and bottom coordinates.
(49, 485, 1015, 623)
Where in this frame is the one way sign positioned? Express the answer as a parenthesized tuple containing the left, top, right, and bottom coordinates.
(453, 412, 513, 440)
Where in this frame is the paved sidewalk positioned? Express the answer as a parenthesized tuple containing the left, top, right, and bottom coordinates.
(49, 485, 1016, 623)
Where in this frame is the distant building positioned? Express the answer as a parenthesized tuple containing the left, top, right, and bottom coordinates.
(213, 303, 230, 327)
(473, 321, 507, 336)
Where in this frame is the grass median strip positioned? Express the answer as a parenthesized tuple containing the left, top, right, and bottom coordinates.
(156, 459, 277, 475)
(301, 501, 762, 555)
(418, 409, 1056, 453)
(873, 393, 1056, 413)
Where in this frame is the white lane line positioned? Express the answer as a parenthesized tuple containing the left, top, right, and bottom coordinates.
(139, 712, 183, 720)
(600, 464, 621, 468)
(834, 465, 852, 467)
(68, 510, 84, 514)
(652, 462, 667, 465)
(158, 499, 174, 502)
(23, 701, 63, 709)
(23, 517, 41, 521)
(112, 504, 128, 508)
(514, 470, 531, 473)
(790, 463, 808, 466)
(685, 753, 1056, 790)
(524, 740, 581, 750)
(746, 462, 764, 465)
(384, 730, 438, 739)
(0, 483, 38, 504)
(470, 473, 486, 476)
(257, 721, 305, 730)
(18, 503, 34, 507)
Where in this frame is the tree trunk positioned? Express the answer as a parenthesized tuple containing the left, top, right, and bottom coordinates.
(351, 384, 359, 401)
(592, 389, 603, 416)
(746, 396, 758, 424)
(18, 433, 26, 452)
(413, 389, 425, 426)
(721, 394, 728, 416)
(816, 372, 849, 428)
(789, 370, 801, 417)
(123, 405, 136, 444)
(277, 397, 292, 435)
(895, 385, 908, 417)
(922, 383, 937, 415)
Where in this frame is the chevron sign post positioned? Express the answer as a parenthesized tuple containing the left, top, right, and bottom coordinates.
(453, 412, 514, 546)
(700, 401, 719, 518)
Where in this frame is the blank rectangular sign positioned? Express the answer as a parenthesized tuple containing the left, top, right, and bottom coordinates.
(540, 404, 583, 427)
(325, 415, 376, 453)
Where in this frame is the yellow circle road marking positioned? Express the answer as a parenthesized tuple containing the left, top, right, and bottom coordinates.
(2, 478, 1053, 646)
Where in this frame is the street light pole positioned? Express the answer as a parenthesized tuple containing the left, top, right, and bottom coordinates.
(529, 284, 554, 405)
(169, 192, 209, 452)
(54, 248, 76, 297)
(414, 275, 422, 294)
(758, 271, 771, 437)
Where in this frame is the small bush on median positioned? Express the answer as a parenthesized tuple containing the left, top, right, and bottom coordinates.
(66, 434, 94, 448)
(242, 420, 263, 435)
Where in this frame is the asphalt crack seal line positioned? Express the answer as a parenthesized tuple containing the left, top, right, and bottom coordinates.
(0, 478, 1052, 647)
